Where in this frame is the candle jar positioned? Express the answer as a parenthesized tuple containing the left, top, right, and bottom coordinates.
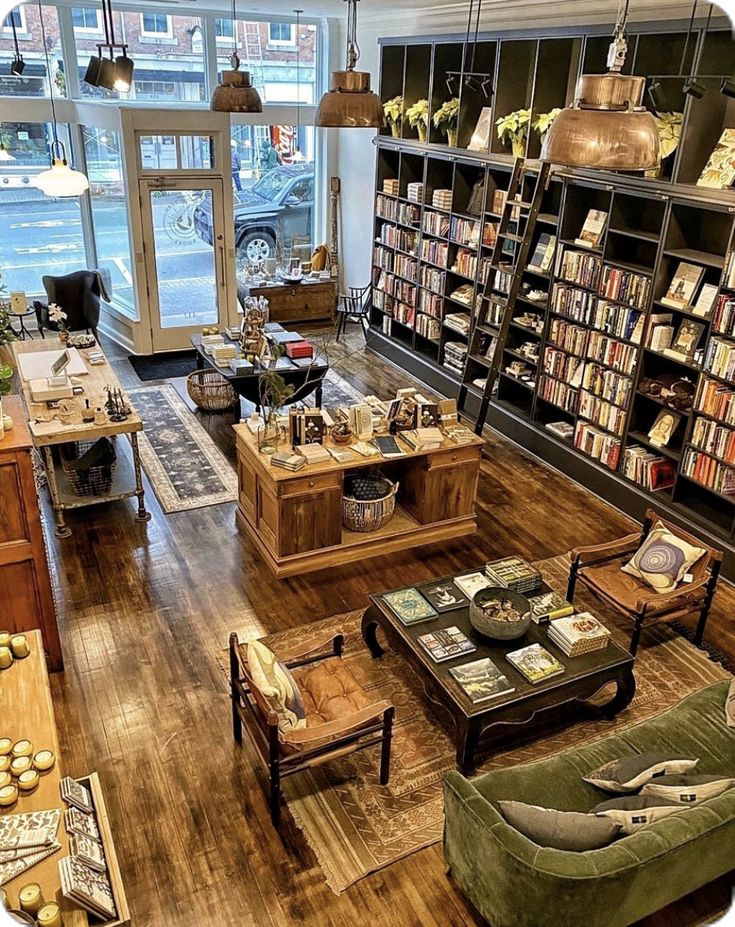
(37, 902, 62, 927)
(0, 632, 10, 649)
(0, 784, 18, 807)
(10, 635, 30, 659)
(0, 647, 12, 670)
(33, 750, 56, 773)
(0, 738, 11, 756)
(0, 756, 10, 774)
(18, 882, 43, 916)
(10, 756, 32, 777)
(0, 771, 10, 789)
(17, 770, 39, 792)
(12, 740, 33, 758)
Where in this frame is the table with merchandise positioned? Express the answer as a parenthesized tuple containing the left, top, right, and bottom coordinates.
(362, 559, 636, 773)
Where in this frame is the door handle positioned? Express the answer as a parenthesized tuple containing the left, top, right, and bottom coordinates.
(219, 245, 225, 287)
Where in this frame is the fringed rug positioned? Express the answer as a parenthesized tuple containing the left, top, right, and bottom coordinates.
(129, 384, 237, 513)
(225, 554, 731, 894)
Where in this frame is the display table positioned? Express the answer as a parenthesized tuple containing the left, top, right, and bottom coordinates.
(12, 338, 150, 538)
(234, 427, 484, 578)
(1, 630, 128, 926)
(0, 397, 62, 670)
(238, 279, 336, 324)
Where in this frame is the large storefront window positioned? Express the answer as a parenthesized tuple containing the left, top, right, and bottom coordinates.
(0, 4, 65, 97)
(0, 123, 86, 298)
(75, 9, 206, 102)
(83, 127, 135, 317)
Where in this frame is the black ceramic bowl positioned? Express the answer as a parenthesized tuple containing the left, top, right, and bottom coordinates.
(469, 586, 532, 641)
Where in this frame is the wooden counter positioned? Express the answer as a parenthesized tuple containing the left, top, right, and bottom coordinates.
(234, 426, 483, 578)
(238, 280, 336, 324)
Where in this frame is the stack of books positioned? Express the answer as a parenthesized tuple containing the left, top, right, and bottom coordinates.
(485, 557, 542, 594)
(201, 334, 225, 354)
(383, 178, 400, 196)
(548, 613, 611, 656)
(211, 344, 238, 367)
(401, 427, 444, 451)
(270, 451, 307, 471)
(545, 421, 575, 441)
(285, 340, 314, 359)
(60, 856, 117, 920)
(298, 444, 331, 465)
(432, 188, 453, 210)
(407, 182, 424, 204)
(229, 358, 254, 375)
(443, 341, 467, 375)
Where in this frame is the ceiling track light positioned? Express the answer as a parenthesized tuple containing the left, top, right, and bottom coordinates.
(447, 0, 493, 99)
(210, 0, 263, 112)
(316, 0, 384, 128)
(678, 2, 710, 101)
(540, 0, 660, 171)
(9, 12, 24, 75)
(721, 78, 735, 99)
(683, 77, 706, 98)
(83, 0, 134, 92)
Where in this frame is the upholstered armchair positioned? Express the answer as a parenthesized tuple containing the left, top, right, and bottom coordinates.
(34, 269, 112, 340)
(229, 630, 394, 829)
(335, 284, 371, 342)
(567, 509, 722, 656)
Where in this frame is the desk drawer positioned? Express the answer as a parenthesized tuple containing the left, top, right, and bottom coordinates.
(279, 471, 342, 498)
(427, 446, 480, 470)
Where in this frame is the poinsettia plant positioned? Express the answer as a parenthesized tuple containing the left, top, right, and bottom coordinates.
(383, 96, 404, 136)
(533, 108, 562, 141)
(496, 109, 531, 155)
(653, 111, 683, 161)
(406, 99, 429, 140)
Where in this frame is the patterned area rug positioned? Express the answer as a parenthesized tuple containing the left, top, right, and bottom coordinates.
(129, 384, 237, 513)
(225, 554, 731, 893)
(311, 369, 366, 408)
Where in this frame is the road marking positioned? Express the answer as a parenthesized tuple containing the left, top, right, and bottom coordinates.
(15, 243, 81, 254)
(113, 256, 133, 285)
(10, 219, 82, 229)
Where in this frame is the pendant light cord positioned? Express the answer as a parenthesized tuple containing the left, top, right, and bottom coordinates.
(10, 12, 21, 60)
(346, 0, 360, 71)
(679, 0, 699, 76)
(38, 0, 59, 149)
(294, 10, 302, 146)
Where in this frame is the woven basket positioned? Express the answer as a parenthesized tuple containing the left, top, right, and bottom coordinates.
(342, 473, 398, 533)
(187, 369, 238, 412)
(60, 438, 117, 497)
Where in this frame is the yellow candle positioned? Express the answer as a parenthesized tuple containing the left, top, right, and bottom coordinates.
(0, 784, 18, 807)
(0, 756, 10, 774)
(12, 740, 33, 758)
(33, 750, 56, 772)
(0, 887, 6, 908)
(0, 647, 12, 670)
(18, 883, 43, 916)
(0, 771, 10, 789)
(10, 635, 29, 659)
(10, 756, 32, 777)
(0, 632, 10, 648)
(17, 770, 39, 792)
(37, 902, 62, 927)
(0, 738, 11, 756)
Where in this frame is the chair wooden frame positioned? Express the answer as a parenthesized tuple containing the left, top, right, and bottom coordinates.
(229, 631, 394, 829)
(566, 509, 723, 656)
(335, 284, 371, 342)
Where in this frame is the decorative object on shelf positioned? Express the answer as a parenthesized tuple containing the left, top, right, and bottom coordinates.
(496, 109, 530, 158)
(316, 0, 384, 128)
(540, 0, 659, 171)
(82, 0, 134, 92)
(647, 112, 683, 177)
(330, 421, 354, 444)
(661, 261, 704, 309)
(186, 369, 238, 412)
(533, 108, 562, 143)
(210, 0, 263, 112)
(648, 409, 680, 448)
(35, 0, 89, 198)
(406, 99, 429, 142)
(433, 98, 460, 148)
(697, 128, 735, 189)
(383, 95, 404, 138)
(342, 472, 398, 533)
(468, 107, 493, 152)
(469, 587, 532, 641)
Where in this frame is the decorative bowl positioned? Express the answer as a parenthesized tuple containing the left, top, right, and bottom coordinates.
(469, 586, 532, 641)
(331, 424, 354, 445)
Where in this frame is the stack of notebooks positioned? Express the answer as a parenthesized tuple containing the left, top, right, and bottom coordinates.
(0, 810, 61, 886)
(485, 557, 543, 594)
(298, 444, 331, 465)
(383, 178, 400, 196)
(548, 613, 611, 657)
(401, 427, 444, 451)
(432, 188, 453, 210)
(407, 182, 424, 204)
(211, 344, 238, 367)
(270, 451, 307, 471)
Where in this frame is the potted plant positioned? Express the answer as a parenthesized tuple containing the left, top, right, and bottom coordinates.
(383, 95, 404, 138)
(257, 350, 295, 455)
(646, 112, 683, 177)
(533, 108, 562, 143)
(47, 302, 69, 343)
(496, 109, 531, 157)
(433, 98, 460, 148)
(406, 99, 430, 142)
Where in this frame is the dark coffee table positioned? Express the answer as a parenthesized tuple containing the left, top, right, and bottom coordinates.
(191, 334, 328, 411)
(362, 571, 636, 774)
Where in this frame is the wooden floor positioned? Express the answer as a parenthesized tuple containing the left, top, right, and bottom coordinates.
(36, 326, 734, 926)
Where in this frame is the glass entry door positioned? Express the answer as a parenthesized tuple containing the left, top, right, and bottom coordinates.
(139, 177, 228, 351)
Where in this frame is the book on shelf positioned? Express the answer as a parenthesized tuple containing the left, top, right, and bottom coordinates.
(381, 588, 438, 625)
(649, 323, 674, 353)
(660, 262, 705, 310)
(682, 447, 735, 495)
(527, 591, 574, 625)
(697, 129, 735, 189)
(624, 445, 676, 491)
(419, 579, 470, 612)
(725, 252, 735, 291)
(548, 612, 610, 657)
(691, 416, 735, 464)
(449, 657, 516, 703)
(454, 571, 492, 599)
(648, 409, 681, 448)
(663, 319, 706, 362)
(506, 642, 565, 684)
(528, 233, 557, 273)
(693, 283, 720, 318)
(485, 557, 543, 594)
(574, 209, 608, 248)
(417, 626, 476, 663)
(545, 421, 575, 441)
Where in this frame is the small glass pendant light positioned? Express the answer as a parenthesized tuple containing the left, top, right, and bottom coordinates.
(36, 140, 90, 198)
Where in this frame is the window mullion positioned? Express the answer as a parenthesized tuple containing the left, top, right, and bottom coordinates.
(57, 4, 81, 101)
(201, 13, 218, 101)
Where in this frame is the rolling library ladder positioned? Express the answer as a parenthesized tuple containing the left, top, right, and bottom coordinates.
(458, 159, 553, 434)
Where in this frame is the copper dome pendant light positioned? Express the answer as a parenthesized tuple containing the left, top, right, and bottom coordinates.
(316, 0, 384, 128)
(541, 0, 660, 172)
(210, 0, 263, 112)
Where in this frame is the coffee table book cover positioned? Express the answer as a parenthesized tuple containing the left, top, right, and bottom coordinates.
(449, 657, 516, 703)
(417, 627, 476, 663)
(381, 588, 438, 625)
(506, 643, 565, 683)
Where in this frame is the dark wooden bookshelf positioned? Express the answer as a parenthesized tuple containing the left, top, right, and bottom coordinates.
(369, 15, 735, 576)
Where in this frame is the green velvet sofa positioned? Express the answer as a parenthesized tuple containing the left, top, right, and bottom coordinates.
(443, 680, 735, 927)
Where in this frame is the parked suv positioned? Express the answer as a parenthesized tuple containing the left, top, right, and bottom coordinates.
(194, 164, 314, 263)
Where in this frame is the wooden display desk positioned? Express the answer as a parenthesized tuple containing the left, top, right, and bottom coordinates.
(234, 427, 483, 578)
(238, 280, 336, 324)
(1, 630, 128, 926)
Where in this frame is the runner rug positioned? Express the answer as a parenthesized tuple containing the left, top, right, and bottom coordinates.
(128, 384, 238, 513)
(224, 554, 731, 894)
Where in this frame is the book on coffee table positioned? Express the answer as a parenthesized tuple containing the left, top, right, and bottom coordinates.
(527, 591, 574, 625)
(417, 627, 476, 663)
(506, 643, 565, 684)
(449, 657, 516, 703)
(548, 612, 611, 657)
(418, 579, 469, 612)
(454, 572, 492, 599)
(381, 588, 438, 626)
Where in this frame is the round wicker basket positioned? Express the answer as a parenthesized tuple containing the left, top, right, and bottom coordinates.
(342, 473, 398, 533)
(187, 369, 238, 412)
